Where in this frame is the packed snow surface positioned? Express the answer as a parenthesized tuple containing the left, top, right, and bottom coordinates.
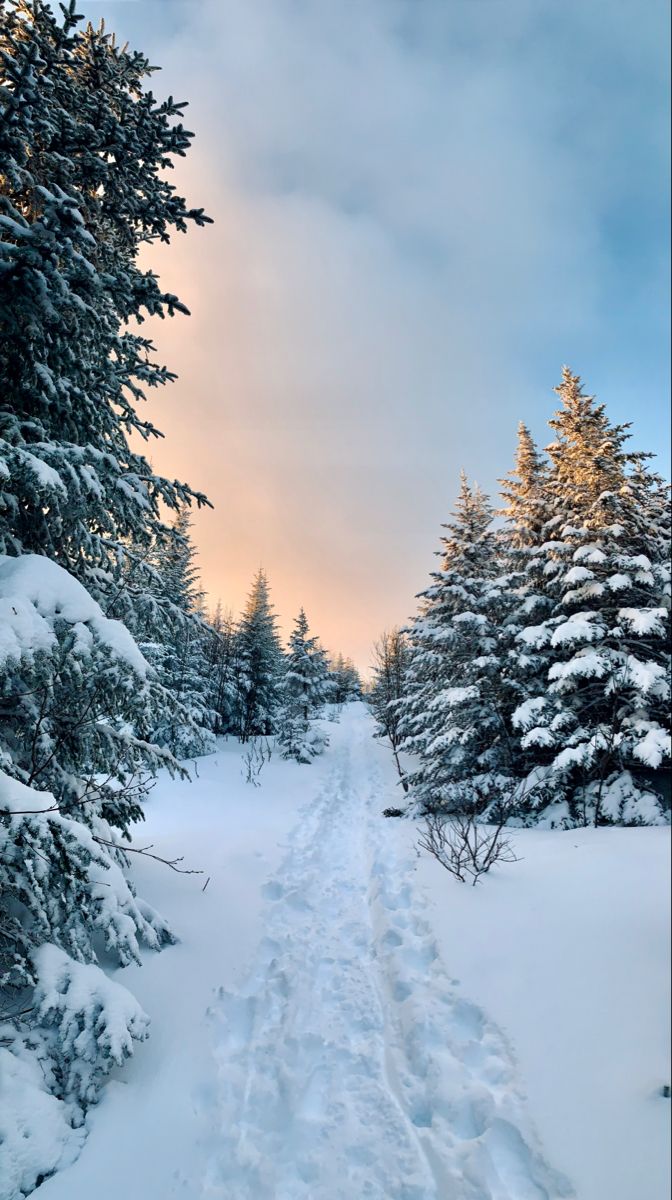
(33, 705, 670, 1200)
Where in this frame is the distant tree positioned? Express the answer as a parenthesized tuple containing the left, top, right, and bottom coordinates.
(139, 511, 216, 757)
(236, 569, 284, 741)
(329, 653, 362, 703)
(204, 602, 243, 735)
(369, 629, 410, 792)
(277, 609, 329, 762)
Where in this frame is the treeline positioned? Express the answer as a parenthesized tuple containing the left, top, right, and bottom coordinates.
(370, 370, 671, 828)
(144, 512, 362, 760)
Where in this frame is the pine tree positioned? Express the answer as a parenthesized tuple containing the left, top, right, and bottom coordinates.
(0, 1, 211, 600)
(511, 369, 671, 825)
(236, 570, 284, 741)
(135, 512, 216, 757)
(495, 422, 557, 785)
(499, 422, 551, 552)
(329, 653, 362, 704)
(204, 602, 242, 735)
(369, 629, 410, 792)
(0, 555, 177, 1155)
(399, 474, 514, 813)
(0, 3, 212, 1170)
(277, 609, 329, 762)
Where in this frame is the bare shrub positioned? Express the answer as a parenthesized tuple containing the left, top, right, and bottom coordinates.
(418, 809, 518, 885)
(242, 739, 268, 787)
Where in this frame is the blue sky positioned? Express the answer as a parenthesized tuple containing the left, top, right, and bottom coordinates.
(81, 0, 670, 666)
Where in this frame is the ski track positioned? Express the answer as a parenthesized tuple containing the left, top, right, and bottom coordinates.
(202, 715, 573, 1200)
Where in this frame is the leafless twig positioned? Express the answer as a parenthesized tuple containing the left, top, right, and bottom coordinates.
(93, 836, 203, 874)
(418, 809, 519, 885)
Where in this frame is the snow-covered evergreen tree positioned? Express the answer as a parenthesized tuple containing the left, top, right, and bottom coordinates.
(369, 629, 410, 792)
(399, 474, 514, 812)
(236, 570, 284, 741)
(494, 422, 557, 786)
(204, 602, 243, 735)
(511, 369, 670, 825)
(329, 654, 362, 703)
(277, 609, 329, 762)
(0, 3, 212, 1174)
(0, 0, 211, 603)
(499, 422, 552, 553)
(0, 556, 177, 1158)
(139, 512, 216, 757)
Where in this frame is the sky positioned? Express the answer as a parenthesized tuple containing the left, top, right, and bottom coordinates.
(82, 0, 670, 672)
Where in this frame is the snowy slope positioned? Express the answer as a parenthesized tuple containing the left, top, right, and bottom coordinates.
(35, 705, 670, 1200)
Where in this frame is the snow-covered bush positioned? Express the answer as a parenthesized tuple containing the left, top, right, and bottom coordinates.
(0, 561, 177, 1194)
(0, 1024, 85, 1199)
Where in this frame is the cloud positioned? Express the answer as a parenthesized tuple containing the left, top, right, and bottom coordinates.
(83, 0, 669, 667)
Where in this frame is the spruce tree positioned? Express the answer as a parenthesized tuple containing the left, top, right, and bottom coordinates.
(236, 569, 283, 741)
(399, 474, 514, 812)
(329, 654, 362, 703)
(277, 609, 329, 762)
(0, 3, 212, 1172)
(511, 369, 671, 825)
(369, 629, 410, 792)
(499, 422, 552, 552)
(204, 602, 242, 735)
(0, 0, 211, 599)
(139, 511, 216, 757)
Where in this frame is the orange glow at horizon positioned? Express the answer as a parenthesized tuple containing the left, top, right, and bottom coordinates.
(131, 183, 422, 676)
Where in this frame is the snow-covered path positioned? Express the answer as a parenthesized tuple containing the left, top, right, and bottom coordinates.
(36, 703, 668, 1200)
(202, 709, 570, 1199)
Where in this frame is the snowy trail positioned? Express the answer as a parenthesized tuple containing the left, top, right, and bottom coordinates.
(203, 709, 571, 1200)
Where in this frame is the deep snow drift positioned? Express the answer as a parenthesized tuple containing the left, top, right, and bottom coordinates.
(28, 704, 670, 1200)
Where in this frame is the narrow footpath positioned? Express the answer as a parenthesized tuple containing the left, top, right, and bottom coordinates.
(202, 708, 570, 1199)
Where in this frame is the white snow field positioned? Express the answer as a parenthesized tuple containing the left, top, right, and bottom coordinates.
(35, 704, 670, 1200)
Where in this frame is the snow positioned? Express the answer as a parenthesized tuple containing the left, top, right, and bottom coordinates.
(622, 655, 667, 696)
(618, 607, 668, 637)
(22, 451, 66, 494)
(0, 554, 148, 675)
(31, 706, 670, 1200)
(0, 1035, 85, 1200)
(548, 651, 607, 682)
(511, 696, 546, 731)
(562, 566, 592, 585)
(415, 824, 671, 1200)
(0, 771, 56, 814)
(549, 613, 601, 647)
(33, 946, 150, 1105)
(572, 546, 606, 565)
(633, 724, 672, 770)
(607, 573, 631, 591)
